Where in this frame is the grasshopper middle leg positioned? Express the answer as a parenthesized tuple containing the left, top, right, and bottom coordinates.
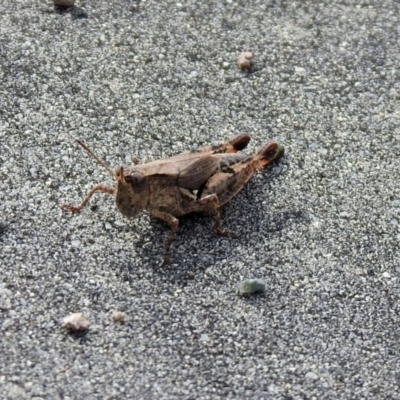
(151, 210, 180, 265)
(152, 194, 237, 264)
(184, 194, 238, 238)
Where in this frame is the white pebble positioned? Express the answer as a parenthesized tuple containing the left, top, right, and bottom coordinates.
(112, 311, 130, 323)
(238, 52, 254, 71)
(63, 313, 89, 331)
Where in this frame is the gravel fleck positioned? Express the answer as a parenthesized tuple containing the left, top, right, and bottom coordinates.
(53, 0, 75, 6)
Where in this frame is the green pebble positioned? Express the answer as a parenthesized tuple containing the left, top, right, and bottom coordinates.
(237, 278, 266, 295)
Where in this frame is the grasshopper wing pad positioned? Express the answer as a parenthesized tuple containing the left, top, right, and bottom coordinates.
(131, 152, 209, 177)
(130, 135, 251, 177)
(178, 155, 221, 190)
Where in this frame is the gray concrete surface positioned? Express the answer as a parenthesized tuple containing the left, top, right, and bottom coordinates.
(1, 0, 400, 399)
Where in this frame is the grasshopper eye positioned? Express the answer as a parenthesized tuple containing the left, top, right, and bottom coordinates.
(125, 172, 146, 193)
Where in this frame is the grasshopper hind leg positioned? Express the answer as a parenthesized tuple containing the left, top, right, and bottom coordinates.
(201, 142, 284, 207)
(193, 133, 251, 155)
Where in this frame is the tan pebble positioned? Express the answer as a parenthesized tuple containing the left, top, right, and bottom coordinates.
(53, 0, 75, 6)
(238, 52, 254, 70)
(63, 313, 89, 331)
(112, 311, 130, 323)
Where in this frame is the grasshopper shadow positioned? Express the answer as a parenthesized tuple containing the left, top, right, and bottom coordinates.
(112, 207, 307, 284)
(140, 201, 307, 272)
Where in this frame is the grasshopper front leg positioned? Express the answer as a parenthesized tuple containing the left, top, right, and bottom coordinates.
(61, 185, 115, 213)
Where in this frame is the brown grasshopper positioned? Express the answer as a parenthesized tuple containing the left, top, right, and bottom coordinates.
(61, 134, 284, 264)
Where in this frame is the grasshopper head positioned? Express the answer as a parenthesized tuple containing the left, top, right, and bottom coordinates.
(74, 139, 149, 219)
(115, 167, 149, 218)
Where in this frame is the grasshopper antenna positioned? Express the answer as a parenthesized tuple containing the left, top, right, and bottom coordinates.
(75, 139, 118, 179)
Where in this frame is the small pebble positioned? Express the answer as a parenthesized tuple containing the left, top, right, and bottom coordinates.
(238, 52, 254, 71)
(237, 278, 266, 295)
(53, 0, 75, 6)
(63, 313, 90, 331)
(187, 271, 195, 280)
(112, 311, 130, 323)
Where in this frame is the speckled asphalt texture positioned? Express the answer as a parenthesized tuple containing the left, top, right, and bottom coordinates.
(1, 1, 399, 399)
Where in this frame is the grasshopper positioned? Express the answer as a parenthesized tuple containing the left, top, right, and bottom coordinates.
(61, 134, 284, 264)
